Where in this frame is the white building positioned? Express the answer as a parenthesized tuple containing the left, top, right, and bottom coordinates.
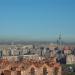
(2, 56, 19, 62)
(22, 45, 33, 49)
(66, 54, 75, 64)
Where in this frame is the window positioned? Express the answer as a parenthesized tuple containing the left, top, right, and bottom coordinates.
(31, 67, 35, 75)
(1, 72, 4, 75)
(54, 67, 58, 75)
(43, 67, 48, 75)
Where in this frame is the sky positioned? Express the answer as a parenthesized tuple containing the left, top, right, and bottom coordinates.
(0, 0, 75, 42)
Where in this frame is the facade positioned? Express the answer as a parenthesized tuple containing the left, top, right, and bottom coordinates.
(0, 64, 61, 75)
(0, 57, 61, 75)
(2, 56, 19, 62)
(64, 46, 72, 55)
(22, 45, 33, 49)
(66, 54, 75, 64)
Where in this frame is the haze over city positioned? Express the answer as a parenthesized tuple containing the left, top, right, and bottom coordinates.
(0, 0, 75, 42)
(1, 1, 75, 75)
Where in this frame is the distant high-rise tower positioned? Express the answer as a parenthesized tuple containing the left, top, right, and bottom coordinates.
(57, 33, 62, 50)
(59, 33, 62, 45)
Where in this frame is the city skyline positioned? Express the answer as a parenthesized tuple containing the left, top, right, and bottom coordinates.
(0, 0, 75, 42)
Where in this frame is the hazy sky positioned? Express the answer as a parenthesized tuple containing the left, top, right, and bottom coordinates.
(0, 0, 75, 41)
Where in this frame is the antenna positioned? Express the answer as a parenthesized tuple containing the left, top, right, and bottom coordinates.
(59, 32, 62, 50)
(59, 33, 61, 40)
